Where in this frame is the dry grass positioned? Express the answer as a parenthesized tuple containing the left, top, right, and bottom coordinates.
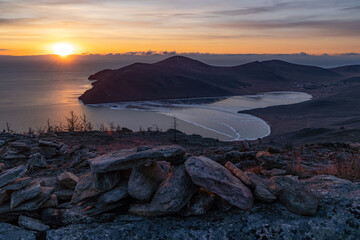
(333, 153, 360, 182)
(316, 151, 360, 182)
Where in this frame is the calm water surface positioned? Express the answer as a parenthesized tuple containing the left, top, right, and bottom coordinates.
(0, 59, 311, 141)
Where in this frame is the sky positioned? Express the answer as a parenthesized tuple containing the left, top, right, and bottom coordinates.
(0, 0, 360, 55)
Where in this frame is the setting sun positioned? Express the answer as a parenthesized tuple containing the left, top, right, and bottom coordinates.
(52, 43, 74, 56)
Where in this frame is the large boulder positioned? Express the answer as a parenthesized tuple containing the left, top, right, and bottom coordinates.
(128, 162, 168, 201)
(89, 145, 185, 173)
(0, 165, 27, 188)
(270, 176, 320, 216)
(71, 171, 121, 203)
(185, 156, 253, 210)
(129, 165, 197, 216)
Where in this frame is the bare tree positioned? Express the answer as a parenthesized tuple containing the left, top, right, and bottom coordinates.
(5, 122, 13, 133)
(80, 113, 93, 131)
(116, 124, 121, 133)
(65, 111, 80, 132)
(98, 123, 106, 132)
(109, 121, 116, 132)
(46, 119, 53, 133)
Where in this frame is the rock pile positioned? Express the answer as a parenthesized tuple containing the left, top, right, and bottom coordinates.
(0, 133, 359, 239)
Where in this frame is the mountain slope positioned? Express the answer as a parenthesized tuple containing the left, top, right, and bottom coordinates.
(79, 56, 344, 104)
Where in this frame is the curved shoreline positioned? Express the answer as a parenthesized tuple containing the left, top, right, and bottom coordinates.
(85, 92, 311, 141)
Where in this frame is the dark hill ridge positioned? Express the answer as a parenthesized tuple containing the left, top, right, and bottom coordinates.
(79, 56, 357, 104)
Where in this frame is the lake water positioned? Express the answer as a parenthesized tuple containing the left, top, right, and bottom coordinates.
(0, 57, 312, 141)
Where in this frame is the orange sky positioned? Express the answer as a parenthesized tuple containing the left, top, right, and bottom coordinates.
(1, 0, 359, 56)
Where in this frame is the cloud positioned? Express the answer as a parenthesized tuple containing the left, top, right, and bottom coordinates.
(0, 49, 8, 51)
(210, 2, 296, 16)
(212, 19, 360, 37)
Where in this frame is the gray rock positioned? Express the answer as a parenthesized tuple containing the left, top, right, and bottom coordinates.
(58, 171, 78, 189)
(130, 165, 197, 216)
(10, 183, 42, 209)
(224, 161, 252, 186)
(71, 171, 121, 203)
(58, 144, 70, 156)
(55, 189, 74, 202)
(38, 140, 61, 149)
(179, 189, 215, 216)
(8, 141, 30, 151)
(0, 222, 35, 240)
(2, 177, 31, 191)
(185, 156, 253, 210)
(98, 180, 128, 205)
(128, 162, 168, 201)
(26, 153, 47, 169)
(0, 187, 54, 214)
(246, 172, 277, 203)
(3, 153, 27, 160)
(301, 175, 358, 200)
(0, 165, 27, 188)
(270, 176, 320, 216)
(89, 145, 185, 173)
(32, 176, 58, 188)
(18, 215, 50, 231)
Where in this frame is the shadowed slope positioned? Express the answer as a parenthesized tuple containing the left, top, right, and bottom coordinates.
(79, 56, 344, 104)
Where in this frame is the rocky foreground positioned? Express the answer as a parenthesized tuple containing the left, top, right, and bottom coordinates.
(0, 131, 359, 239)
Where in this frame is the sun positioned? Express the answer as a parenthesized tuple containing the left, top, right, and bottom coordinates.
(52, 43, 74, 56)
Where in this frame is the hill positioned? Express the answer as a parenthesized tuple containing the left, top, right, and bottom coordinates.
(79, 56, 343, 104)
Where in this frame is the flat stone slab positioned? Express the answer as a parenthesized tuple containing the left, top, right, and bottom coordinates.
(185, 156, 254, 210)
(71, 171, 121, 203)
(0, 165, 27, 188)
(89, 145, 185, 173)
(11, 183, 42, 209)
(18, 215, 50, 232)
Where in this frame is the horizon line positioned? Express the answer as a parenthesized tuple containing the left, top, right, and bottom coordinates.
(1, 52, 360, 57)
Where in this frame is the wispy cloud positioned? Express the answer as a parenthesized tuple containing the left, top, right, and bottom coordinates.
(210, 2, 297, 16)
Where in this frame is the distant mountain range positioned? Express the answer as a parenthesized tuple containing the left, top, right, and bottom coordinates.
(79, 56, 359, 104)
